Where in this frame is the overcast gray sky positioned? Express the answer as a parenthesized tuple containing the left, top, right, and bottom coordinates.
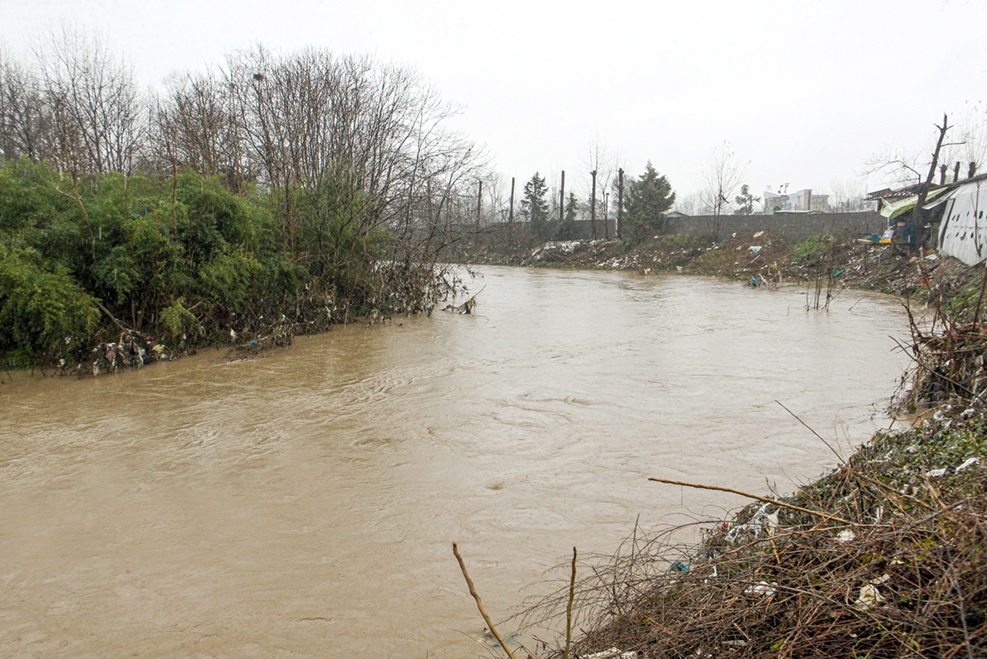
(3, 0, 986, 203)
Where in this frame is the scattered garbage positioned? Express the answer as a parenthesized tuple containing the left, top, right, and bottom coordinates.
(926, 456, 980, 478)
(836, 529, 856, 543)
(85, 330, 170, 376)
(854, 578, 890, 612)
(724, 502, 778, 542)
(854, 584, 885, 611)
(580, 648, 637, 659)
(957, 457, 980, 472)
(668, 561, 689, 572)
(744, 581, 777, 597)
(442, 285, 485, 314)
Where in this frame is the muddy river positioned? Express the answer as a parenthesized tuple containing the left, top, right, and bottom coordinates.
(0, 267, 912, 657)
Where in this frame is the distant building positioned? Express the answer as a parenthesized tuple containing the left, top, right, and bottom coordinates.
(763, 188, 830, 213)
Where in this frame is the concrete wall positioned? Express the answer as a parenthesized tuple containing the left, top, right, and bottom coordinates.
(662, 211, 885, 243)
(445, 219, 617, 243)
(442, 212, 885, 248)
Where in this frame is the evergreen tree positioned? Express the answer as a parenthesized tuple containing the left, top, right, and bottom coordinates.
(557, 192, 579, 240)
(520, 172, 549, 239)
(734, 184, 760, 215)
(622, 162, 675, 243)
(564, 192, 579, 223)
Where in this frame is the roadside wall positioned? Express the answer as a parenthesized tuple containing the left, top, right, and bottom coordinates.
(442, 219, 616, 243)
(662, 212, 885, 243)
(441, 212, 884, 249)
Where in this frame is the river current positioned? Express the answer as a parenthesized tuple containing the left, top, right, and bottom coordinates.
(0, 267, 911, 657)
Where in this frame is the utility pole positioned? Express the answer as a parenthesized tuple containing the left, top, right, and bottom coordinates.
(509, 176, 515, 222)
(616, 168, 624, 240)
(559, 170, 565, 222)
(590, 170, 597, 240)
(476, 181, 482, 226)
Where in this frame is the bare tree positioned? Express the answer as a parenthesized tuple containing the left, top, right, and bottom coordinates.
(153, 70, 250, 186)
(0, 48, 50, 161)
(698, 142, 746, 238)
(34, 24, 147, 175)
(866, 114, 972, 194)
(584, 137, 616, 238)
(673, 191, 701, 216)
(698, 141, 746, 216)
(828, 177, 868, 212)
(863, 143, 926, 188)
(941, 102, 986, 179)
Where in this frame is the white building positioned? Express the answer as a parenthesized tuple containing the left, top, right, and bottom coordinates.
(763, 188, 830, 213)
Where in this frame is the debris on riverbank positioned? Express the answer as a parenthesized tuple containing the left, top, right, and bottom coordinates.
(541, 398, 987, 658)
(456, 231, 984, 304)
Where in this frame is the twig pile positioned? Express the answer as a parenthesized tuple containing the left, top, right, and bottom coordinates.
(526, 413, 987, 658)
(897, 319, 987, 411)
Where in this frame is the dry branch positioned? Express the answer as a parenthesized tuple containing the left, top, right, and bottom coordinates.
(647, 477, 852, 525)
(452, 543, 518, 659)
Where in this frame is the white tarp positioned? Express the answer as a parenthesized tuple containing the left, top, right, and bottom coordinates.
(938, 179, 986, 265)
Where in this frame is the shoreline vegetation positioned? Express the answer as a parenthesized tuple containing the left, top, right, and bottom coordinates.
(0, 160, 465, 376)
(444, 233, 987, 658)
(0, 43, 486, 377)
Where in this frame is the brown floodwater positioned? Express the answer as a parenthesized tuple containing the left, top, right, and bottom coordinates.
(0, 267, 911, 657)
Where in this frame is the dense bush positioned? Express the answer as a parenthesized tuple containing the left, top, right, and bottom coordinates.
(0, 160, 430, 369)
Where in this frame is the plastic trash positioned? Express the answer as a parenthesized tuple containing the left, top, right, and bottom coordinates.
(855, 584, 885, 610)
(725, 502, 777, 541)
(956, 457, 980, 472)
(669, 561, 689, 572)
(582, 649, 637, 659)
(854, 575, 890, 612)
(745, 581, 776, 597)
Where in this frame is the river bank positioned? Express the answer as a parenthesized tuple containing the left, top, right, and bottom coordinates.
(551, 398, 987, 658)
(451, 230, 982, 307)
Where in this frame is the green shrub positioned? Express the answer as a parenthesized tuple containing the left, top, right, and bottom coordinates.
(0, 247, 100, 362)
(793, 235, 841, 264)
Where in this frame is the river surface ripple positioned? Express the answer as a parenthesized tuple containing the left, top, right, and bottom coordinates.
(0, 267, 911, 657)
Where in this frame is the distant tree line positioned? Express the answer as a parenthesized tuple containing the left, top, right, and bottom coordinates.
(516, 163, 675, 244)
(0, 29, 484, 368)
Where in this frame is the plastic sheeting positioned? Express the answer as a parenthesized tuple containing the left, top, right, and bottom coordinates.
(880, 187, 951, 220)
(938, 179, 987, 265)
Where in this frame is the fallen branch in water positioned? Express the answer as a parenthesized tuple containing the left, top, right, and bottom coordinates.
(452, 542, 518, 659)
(647, 477, 852, 525)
